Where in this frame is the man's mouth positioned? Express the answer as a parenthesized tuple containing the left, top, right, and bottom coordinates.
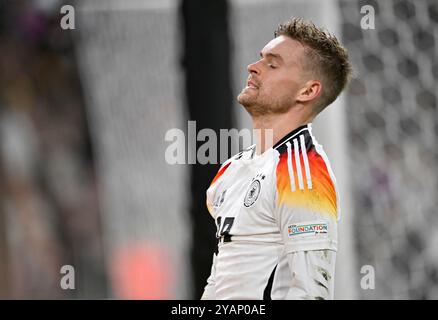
(246, 79, 259, 89)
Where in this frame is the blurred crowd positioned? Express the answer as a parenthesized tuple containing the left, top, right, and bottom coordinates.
(0, 1, 107, 298)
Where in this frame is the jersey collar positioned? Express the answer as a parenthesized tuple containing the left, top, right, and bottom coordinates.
(273, 123, 311, 150)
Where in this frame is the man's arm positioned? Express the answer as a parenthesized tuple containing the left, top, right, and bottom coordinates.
(274, 140, 339, 299)
(284, 249, 336, 299)
(274, 203, 338, 300)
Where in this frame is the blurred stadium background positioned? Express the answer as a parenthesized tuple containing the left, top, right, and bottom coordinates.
(0, 0, 436, 299)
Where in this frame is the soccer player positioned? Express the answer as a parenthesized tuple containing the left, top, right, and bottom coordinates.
(201, 18, 352, 300)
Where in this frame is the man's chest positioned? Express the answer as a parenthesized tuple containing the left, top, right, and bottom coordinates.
(207, 161, 278, 239)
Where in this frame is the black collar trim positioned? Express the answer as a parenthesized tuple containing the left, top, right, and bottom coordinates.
(273, 124, 310, 150)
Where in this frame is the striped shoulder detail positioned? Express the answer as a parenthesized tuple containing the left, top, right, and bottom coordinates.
(275, 129, 337, 219)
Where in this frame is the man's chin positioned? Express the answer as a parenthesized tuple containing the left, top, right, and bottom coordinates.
(237, 91, 256, 107)
(237, 96, 263, 116)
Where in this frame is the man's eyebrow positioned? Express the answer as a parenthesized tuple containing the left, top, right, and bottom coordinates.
(259, 51, 283, 61)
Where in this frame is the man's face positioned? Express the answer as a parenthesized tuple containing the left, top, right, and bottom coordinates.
(237, 35, 308, 116)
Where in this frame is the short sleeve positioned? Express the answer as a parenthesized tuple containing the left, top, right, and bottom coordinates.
(274, 141, 338, 253)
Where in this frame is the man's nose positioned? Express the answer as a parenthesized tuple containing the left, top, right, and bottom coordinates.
(247, 61, 260, 75)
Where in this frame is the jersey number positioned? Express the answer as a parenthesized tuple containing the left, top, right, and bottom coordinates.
(216, 217, 235, 242)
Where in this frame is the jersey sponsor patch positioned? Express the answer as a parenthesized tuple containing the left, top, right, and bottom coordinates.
(287, 221, 328, 238)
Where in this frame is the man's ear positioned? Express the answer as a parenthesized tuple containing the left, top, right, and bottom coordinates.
(296, 80, 322, 103)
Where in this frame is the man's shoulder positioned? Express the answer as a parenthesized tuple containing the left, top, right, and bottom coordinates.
(209, 144, 256, 186)
(220, 144, 256, 166)
(273, 124, 336, 194)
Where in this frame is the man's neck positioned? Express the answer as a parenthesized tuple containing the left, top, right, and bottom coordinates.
(251, 111, 312, 155)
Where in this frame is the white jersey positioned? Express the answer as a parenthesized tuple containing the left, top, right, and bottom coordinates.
(201, 123, 339, 300)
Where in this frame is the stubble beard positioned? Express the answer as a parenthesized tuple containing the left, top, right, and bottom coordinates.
(237, 88, 293, 117)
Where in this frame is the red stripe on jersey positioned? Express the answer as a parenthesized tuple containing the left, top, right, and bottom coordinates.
(210, 161, 231, 186)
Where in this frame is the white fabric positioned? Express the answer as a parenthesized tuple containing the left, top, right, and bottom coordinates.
(202, 124, 338, 300)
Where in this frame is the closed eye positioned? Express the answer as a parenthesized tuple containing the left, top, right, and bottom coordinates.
(259, 51, 283, 69)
